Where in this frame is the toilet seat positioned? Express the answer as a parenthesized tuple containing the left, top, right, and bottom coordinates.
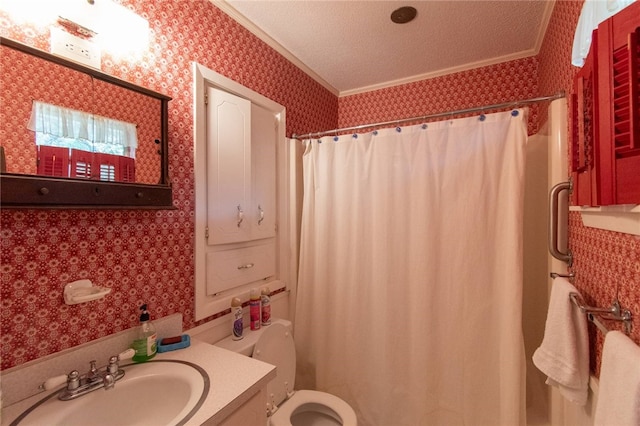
(269, 390, 358, 426)
(252, 324, 357, 426)
(253, 324, 297, 409)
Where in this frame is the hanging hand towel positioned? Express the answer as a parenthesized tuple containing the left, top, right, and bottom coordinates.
(593, 330, 640, 426)
(532, 277, 589, 405)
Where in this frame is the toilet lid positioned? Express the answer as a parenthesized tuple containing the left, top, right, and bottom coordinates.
(253, 323, 296, 408)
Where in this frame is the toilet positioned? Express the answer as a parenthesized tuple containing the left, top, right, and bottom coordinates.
(214, 319, 357, 426)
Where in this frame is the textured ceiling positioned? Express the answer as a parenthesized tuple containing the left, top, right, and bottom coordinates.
(216, 0, 554, 96)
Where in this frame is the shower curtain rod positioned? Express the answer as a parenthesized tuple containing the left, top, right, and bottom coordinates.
(292, 91, 565, 140)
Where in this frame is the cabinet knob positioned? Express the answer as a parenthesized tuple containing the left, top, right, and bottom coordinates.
(39, 187, 50, 195)
(237, 263, 255, 270)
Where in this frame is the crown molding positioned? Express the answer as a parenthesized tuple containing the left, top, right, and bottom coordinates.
(534, 0, 556, 54)
(212, 0, 555, 99)
(339, 49, 538, 97)
(212, 0, 339, 96)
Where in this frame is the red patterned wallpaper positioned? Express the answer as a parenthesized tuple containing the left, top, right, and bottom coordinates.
(1, 0, 637, 378)
(0, 0, 337, 370)
(338, 56, 540, 136)
(537, 0, 640, 376)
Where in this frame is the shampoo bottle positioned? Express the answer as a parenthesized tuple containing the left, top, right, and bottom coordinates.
(231, 297, 244, 340)
(249, 288, 261, 330)
(132, 304, 157, 362)
(261, 287, 271, 326)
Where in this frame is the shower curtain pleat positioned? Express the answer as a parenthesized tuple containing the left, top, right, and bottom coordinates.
(295, 110, 528, 426)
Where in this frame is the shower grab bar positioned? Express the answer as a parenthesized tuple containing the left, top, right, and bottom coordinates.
(569, 292, 633, 335)
(548, 180, 573, 267)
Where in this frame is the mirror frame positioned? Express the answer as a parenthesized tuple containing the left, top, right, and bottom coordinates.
(0, 37, 173, 209)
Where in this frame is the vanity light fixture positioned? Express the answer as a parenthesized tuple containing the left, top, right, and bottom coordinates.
(2, 0, 149, 59)
(391, 6, 417, 24)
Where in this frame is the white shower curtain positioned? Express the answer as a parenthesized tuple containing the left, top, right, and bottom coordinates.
(294, 109, 528, 426)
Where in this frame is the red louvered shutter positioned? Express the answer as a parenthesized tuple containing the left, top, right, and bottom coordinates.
(119, 156, 136, 182)
(70, 149, 95, 179)
(94, 153, 118, 182)
(571, 32, 600, 207)
(37, 146, 70, 177)
(598, 2, 640, 204)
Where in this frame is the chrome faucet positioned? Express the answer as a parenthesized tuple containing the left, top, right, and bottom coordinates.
(41, 349, 134, 401)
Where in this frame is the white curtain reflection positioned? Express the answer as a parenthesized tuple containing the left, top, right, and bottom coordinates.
(27, 101, 138, 157)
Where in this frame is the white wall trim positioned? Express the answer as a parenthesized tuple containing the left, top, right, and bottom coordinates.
(192, 62, 294, 321)
(570, 205, 640, 236)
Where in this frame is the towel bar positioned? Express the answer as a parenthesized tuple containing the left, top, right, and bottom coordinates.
(550, 272, 575, 280)
(588, 313, 610, 335)
(569, 292, 633, 335)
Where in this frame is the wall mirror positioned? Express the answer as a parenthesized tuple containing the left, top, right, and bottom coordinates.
(0, 37, 173, 208)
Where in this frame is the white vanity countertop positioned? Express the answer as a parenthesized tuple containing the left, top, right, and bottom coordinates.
(1, 338, 276, 425)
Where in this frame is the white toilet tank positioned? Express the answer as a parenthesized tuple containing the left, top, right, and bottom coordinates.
(214, 318, 292, 356)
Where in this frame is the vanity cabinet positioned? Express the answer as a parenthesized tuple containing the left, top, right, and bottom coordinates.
(215, 387, 268, 426)
(571, 1, 640, 206)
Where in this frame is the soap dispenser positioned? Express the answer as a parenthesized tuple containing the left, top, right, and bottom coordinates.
(132, 304, 157, 362)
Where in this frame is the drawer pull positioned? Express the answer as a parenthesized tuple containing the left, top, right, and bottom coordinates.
(237, 263, 255, 270)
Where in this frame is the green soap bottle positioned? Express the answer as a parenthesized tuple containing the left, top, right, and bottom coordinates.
(132, 304, 157, 362)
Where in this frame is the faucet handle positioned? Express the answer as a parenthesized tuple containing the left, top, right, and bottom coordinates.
(41, 374, 67, 391)
(107, 356, 119, 374)
(103, 373, 115, 391)
(87, 360, 99, 381)
(118, 348, 135, 361)
(67, 370, 80, 390)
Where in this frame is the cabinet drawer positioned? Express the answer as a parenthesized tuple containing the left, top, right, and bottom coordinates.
(206, 242, 275, 296)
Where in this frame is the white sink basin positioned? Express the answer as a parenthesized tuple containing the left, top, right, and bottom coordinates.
(11, 360, 209, 426)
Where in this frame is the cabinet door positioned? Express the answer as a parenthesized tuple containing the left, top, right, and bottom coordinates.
(207, 87, 252, 244)
(598, 2, 640, 204)
(571, 32, 600, 207)
(251, 103, 277, 240)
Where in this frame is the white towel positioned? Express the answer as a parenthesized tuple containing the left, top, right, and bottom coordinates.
(594, 330, 640, 426)
(532, 277, 589, 405)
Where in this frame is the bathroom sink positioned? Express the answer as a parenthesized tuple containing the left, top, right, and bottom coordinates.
(11, 360, 210, 426)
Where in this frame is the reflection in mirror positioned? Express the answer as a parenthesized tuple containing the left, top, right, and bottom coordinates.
(0, 37, 172, 208)
(1, 43, 161, 184)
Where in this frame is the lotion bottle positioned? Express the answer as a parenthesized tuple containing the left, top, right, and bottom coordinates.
(132, 304, 157, 362)
(231, 297, 244, 340)
(249, 288, 261, 330)
(261, 287, 271, 326)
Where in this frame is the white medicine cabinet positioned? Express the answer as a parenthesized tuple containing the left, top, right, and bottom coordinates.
(193, 63, 295, 321)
